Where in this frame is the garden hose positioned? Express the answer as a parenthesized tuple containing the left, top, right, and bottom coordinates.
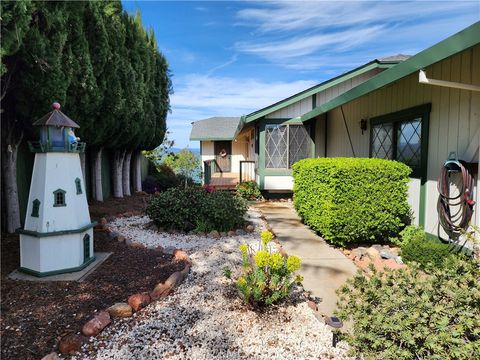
(437, 160, 475, 239)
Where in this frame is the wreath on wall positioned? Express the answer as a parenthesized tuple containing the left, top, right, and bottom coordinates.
(219, 149, 227, 158)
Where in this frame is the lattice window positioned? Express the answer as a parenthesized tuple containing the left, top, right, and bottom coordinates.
(397, 118, 422, 168)
(289, 125, 311, 168)
(75, 177, 82, 195)
(53, 189, 66, 207)
(371, 123, 394, 159)
(265, 125, 288, 168)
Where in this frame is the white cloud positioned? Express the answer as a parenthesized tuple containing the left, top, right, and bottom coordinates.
(235, 1, 479, 68)
(168, 74, 317, 147)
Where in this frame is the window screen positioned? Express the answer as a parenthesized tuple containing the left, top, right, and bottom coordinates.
(265, 125, 288, 168)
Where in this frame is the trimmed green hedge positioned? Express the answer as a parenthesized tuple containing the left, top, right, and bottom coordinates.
(292, 158, 412, 246)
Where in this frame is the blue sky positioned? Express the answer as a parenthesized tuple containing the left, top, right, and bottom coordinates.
(121, 1, 479, 149)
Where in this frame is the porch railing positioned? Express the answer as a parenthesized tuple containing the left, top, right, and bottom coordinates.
(203, 159, 223, 184)
(240, 161, 256, 183)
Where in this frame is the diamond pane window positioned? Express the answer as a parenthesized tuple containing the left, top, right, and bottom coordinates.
(265, 125, 288, 168)
(371, 123, 394, 159)
(397, 118, 421, 168)
(369, 104, 430, 178)
(288, 125, 311, 167)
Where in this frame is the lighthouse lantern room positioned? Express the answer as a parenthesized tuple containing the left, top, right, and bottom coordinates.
(18, 103, 96, 277)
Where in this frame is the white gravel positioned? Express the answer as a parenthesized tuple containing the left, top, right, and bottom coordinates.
(75, 208, 350, 359)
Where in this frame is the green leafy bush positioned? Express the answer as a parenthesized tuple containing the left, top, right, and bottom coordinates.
(146, 187, 247, 232)
(391, 223, 426, 247)
(234, 230, 303, 307)
(337, 257, 480, 360)
(400, 226, 455, 269)
(236, 181, 262, 201)
(292, 157, 412, 246)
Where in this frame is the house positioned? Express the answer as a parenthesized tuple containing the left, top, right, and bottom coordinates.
(190, 56, 409, 189)
(190, 22, 479, 239)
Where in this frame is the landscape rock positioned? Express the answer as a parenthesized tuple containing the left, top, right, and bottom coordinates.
(220, 232, 227, 237)
(245, 224, 254, 233)
(379, 249, 395, 259)
(58, 334, 83, 354)
(128, 293, 151, 312)
(227, 230, 236, 237)
(371, 244, 383, 252)
(384, 258, 406, 270)
(173, 249, 191, 265)
(351, 247, 367, 260)
(163, 246, 176, 255)
(366, 247, 381, 260)
(307, 300, 318, 311)
(394, 256, 404, 264)
(81, 311, 111, 337)
(100, 217, 108, 226)
(372, 258, 385, 271)
(42, 352, 60, 360)
(236, 229, 246, 236)
(117, 234, 126, 242)
(107, 303, 133, 318)
(150, 282, 172, 300)
(209, 230, 220, 239)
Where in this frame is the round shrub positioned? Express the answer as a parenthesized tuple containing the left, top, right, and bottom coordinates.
(400, 226, 455, 269)
(292, 157, 412, 246)
(337, 257, 480, 359)
(146, 187, 247, 232)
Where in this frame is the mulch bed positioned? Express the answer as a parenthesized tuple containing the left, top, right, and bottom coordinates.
(0, 194, 182, 360)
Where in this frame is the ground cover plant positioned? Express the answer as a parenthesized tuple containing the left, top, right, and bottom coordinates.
(146, 187, 247, 232)
(236, 181, 263, 201)
(226, 230, 303, 307)
(336, 256, 480, 359)
(292, 157, 412, 246)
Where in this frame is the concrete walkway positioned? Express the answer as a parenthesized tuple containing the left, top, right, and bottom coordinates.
(253, 202, 358, 316)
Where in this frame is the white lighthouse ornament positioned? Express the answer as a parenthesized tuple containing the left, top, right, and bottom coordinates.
(18, 102, 95, 277)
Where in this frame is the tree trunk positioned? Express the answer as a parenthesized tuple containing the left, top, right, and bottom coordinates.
(2, 138, 22, 233)
(113, 149, 125, 198)
(122, 150, 132, 196)
(94, 147, 104, 201)
(80, 152, 86, 183)
(133, 151, 143, 192)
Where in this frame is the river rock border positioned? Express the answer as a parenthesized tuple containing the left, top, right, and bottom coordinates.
(42, 218, 193, 359)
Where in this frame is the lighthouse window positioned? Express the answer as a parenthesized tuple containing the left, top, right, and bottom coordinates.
(53, 189, 66, 207)
(75, 178, 82, 195)
(31, 199, 40, 217)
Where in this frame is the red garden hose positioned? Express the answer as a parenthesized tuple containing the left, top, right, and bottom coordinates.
(437, 160, 475, 238)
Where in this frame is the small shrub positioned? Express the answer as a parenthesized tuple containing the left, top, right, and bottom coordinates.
(142, 175, 161, 194)
(292, 157, 412, 246)
(146, 187, 247, 232)
(236, 181, 262, 201)
(337, 257, 480, 359)
(400, 226, 455, 269)
(234, 230, 303, 307)
(154, 164, 181, 191)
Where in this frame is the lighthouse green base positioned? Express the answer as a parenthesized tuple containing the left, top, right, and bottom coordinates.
(19, 226, 95, 277)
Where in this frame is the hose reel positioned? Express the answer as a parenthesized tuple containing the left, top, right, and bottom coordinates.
(437, 153, 476, 240)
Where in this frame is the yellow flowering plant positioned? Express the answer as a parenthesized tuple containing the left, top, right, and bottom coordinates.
(233, 230, 303, 307)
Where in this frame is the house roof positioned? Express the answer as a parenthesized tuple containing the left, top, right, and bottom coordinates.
(190, 117, 241, 141)
(300, 22, 480, 122)
(241, 56, 408, 124)
(33, 109, 80, 128)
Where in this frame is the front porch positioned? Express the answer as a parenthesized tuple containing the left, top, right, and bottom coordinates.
(204, 159, 255, 189)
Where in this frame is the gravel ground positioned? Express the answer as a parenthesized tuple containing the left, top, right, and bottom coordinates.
(74, 208, 350, 359)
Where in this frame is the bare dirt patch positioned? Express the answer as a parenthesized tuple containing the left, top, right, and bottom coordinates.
(0, 195, 182, 360)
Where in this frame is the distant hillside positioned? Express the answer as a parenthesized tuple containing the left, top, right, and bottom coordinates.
(170, 147, 200, 156)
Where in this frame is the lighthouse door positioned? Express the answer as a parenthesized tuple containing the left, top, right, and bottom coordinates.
(83, 234, 90, 262)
